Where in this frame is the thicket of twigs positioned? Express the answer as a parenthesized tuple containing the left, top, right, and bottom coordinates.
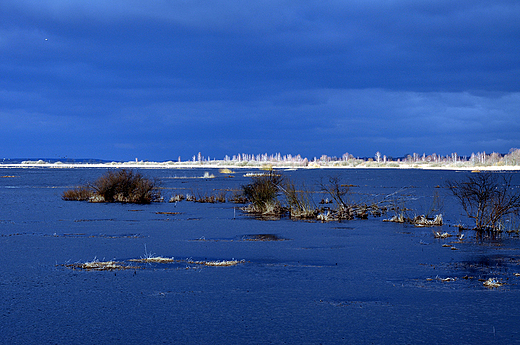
(447, 172, 520, 232)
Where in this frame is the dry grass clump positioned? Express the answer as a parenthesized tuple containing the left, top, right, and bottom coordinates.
(384, 213, 443, 227)
(62, 169, 161, 204)
(187, 259, 244, 266)
(433, 231, 452, 239)
(412, 214, 443, 227)
(65, 259, 138, 271)
(282, 180, 316, 219)
(192, 191, 227, 203)
(169, 194, 185, 202)
(129, 256, 175, 263)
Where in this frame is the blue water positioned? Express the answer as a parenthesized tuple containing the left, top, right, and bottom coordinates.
(1, 168, 520, 344)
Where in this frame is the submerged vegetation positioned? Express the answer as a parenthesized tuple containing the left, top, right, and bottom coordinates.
(238, 171, 394, 221)
(447, 173, 520, 233)
(64, 257, 244, 271)
(59, 167, 520, 239)
(62, 169, 161, 204)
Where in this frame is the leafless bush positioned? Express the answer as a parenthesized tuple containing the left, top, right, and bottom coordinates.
(241, 171, 284, 214)
(447, 173, 520, 231)
(320, 176, 350, 209)
(63, 169, 161, 204)
(91, 169, 161, 204)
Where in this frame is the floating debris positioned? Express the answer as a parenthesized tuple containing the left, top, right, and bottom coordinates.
(155, 211, 181, 215)
(433, 231, 452, 239)
(483, 278, 503, 288)
(413, 214, 443, 227)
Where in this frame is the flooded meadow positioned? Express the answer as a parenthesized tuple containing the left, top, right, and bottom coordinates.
(1, 167, 520, 344)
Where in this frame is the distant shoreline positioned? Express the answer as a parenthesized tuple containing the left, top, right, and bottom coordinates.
(1, 162, 520, 171)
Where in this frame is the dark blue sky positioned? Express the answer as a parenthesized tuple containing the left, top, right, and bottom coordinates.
(1, 1, 519, 161)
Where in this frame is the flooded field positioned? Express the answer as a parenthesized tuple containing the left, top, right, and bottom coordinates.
(1, 168, 520, 344)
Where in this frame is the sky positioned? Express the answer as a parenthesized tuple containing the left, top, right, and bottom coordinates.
(1, 0, 519, 161)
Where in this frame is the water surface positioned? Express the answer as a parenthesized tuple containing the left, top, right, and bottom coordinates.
(1, 168, 520, 344)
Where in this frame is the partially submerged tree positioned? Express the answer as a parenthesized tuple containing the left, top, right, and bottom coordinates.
(319, 176, 350, 209)
(447, 173, 520, 231)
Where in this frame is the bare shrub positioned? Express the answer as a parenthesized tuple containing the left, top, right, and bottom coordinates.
(320, 176, 350, 209)
(447, 173, 520, 231)
(63, 169, 161, 204)
(91, 169, 161, 204)
(241, 171, 284, 214)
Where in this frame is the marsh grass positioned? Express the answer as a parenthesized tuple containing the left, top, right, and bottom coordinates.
(62, 186, 93, 201)
(169, 194, 185, 202)
(240, 171, 387, 220)
(281, 180, 316, 219)
(129, 257, 175, 263)
(186, 190, 227, 203)
(384, 213, 443, 227)
(187, 259, 245, 266)
(65, 258, 139, 271)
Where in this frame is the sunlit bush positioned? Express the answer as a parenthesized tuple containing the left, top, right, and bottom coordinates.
(62, 169, 161, 204)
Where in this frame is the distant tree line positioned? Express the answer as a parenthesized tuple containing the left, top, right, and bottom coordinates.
(185, 148, 520, 167)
